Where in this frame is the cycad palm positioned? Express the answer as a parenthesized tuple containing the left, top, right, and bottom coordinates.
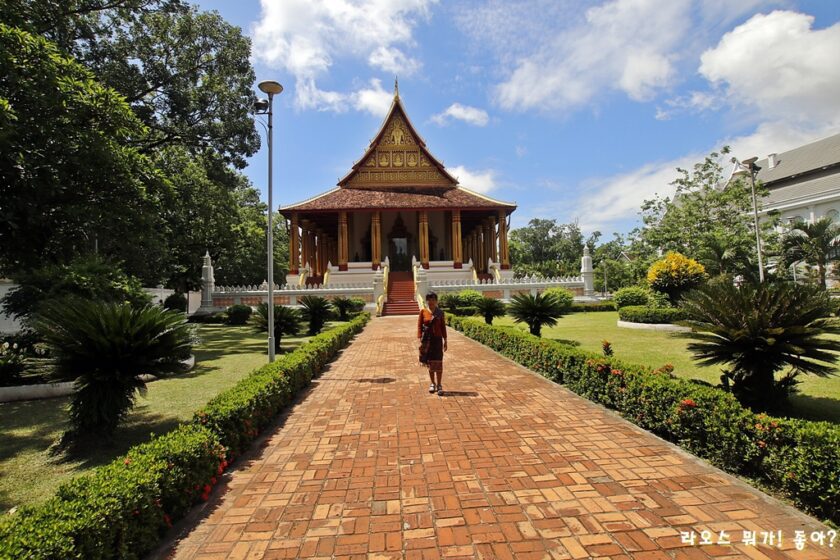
(475, 297, 506, 325)
(299, 295, 333, 335)
(34, 300, 194, 439)
(783, 217, 840, 288)
(508, 293, 566, 337)
(680, 280, 840, 409)
(253, 303, 301, 352)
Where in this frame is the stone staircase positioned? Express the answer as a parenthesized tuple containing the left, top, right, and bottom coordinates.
(382, 271, 420, 316)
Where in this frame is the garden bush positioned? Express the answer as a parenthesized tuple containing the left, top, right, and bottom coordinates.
(187, 311, 227, 324)
(162, 292, 187, 312)
(439, 290, 483, 316)
(225, 304, 253, 325)
(0, 315, 370, 558)
(613, 286, 650, 308)
(618, 305, 687, 324)
(0, 423, 225, 559)
(447, 315, 839, 524)
(647, 251, 706, 302)
(0, 341, 26, 386)
(542, 287, 574, 310)
(569, 302, 616, 312)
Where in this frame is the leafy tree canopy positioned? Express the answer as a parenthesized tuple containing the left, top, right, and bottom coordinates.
(0, 23, 167, 277)
(2, 0, 259, 167)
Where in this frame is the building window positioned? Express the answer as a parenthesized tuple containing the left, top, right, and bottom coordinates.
(826, 209, 839, 222)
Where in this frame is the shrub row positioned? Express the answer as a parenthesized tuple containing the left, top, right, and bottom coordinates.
(618, 305, 687, 324)
(570, 302, 616, 312)
(0, 314, 370, 559)
(447, 316, 840, 524)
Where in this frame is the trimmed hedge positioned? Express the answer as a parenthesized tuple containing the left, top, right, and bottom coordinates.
(0, 314, 370, 559)
(618, 305, 687, 324)
(570, 302, 616, 312)
(613, 286, 650, 308)
(448, 316, 840, 524)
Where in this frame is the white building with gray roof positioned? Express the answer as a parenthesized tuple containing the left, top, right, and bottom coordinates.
(754, 132, 840, 225)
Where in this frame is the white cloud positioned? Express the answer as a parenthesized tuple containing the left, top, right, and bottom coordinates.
(368, 46, 421, 75)
(352, 78, 394, 118)
(492, 0, 691, 112)
(699, 10, 840, 123)
(448, 165, 498, 194)
(431, 103, 489, 126)
(294, 78, 394, 118)
(560, 8, 840, 233)
(251, 0, 434, 111)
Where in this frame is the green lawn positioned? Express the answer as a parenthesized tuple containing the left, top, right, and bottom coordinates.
(494, 312, 840, 424)
(0, 322, 336, 512)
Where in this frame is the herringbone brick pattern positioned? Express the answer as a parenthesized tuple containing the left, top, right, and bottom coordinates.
(161, 317, 837, 560)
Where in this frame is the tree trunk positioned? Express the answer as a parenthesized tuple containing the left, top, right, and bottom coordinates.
(819, 262, 826, 289)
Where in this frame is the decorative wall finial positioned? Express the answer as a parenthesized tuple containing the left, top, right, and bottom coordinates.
(394, 76, 399, 98)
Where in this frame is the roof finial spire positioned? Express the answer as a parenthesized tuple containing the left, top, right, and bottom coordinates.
(394, 76, 399, 99)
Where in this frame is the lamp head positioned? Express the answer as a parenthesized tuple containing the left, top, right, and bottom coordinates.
(254, 98, 269, 113)
(258, 80, 284, 95)
(742, 156, 758, 166)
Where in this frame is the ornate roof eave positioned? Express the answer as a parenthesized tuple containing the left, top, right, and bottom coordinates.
(337, 91, 458, 187)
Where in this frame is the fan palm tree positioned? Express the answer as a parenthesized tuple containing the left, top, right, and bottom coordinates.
(34, 299, 194, 440)
(680, 280, 840, 410)
(475, 297, 506, 325)
(508, 292, 566, 337)
(299, 295, 334, 335)
(783, 217, 840, 288)
(253, 303, 301, 352)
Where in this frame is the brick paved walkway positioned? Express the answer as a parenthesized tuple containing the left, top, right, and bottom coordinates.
(162, 317, 837, 560)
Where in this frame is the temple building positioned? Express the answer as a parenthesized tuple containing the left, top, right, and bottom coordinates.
(279, 84, 516, 289)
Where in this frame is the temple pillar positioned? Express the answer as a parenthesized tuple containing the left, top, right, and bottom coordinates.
(338, 212, 349, 271)
(452, 210, 462, 268)
(477, 228, 485, 272)
(301, 221, 310, 271)
(419, 210, 430, 269)
(289, 213, 300, 275)
(371, 212, 381, 269)
(314, 229, 323, 276)
(487, 216, 497, 263)
(498, 210, 510, 269)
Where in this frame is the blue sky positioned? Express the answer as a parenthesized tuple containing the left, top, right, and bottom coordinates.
(193, 0, 840, 238)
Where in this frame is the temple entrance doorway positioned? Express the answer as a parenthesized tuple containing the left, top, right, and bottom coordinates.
(388, 213, 412, 271)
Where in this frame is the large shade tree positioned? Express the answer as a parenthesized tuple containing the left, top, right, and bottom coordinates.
(0, 23, 167, 277)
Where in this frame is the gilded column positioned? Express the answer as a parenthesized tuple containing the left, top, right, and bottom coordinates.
(289, 213, 300, 275)
(371, 212, 381, 270)
(338, 212, 349, 271)
(452, 210, 462, 269)
(419, 211, 430, 269)
(498, 210, 510, 269)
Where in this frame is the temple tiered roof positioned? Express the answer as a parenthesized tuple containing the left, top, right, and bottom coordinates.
(281, 85, 515, 213)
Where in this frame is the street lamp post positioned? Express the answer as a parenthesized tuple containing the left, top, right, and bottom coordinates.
(256, 80, 283, 362)
(732, 156, 764, 283)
